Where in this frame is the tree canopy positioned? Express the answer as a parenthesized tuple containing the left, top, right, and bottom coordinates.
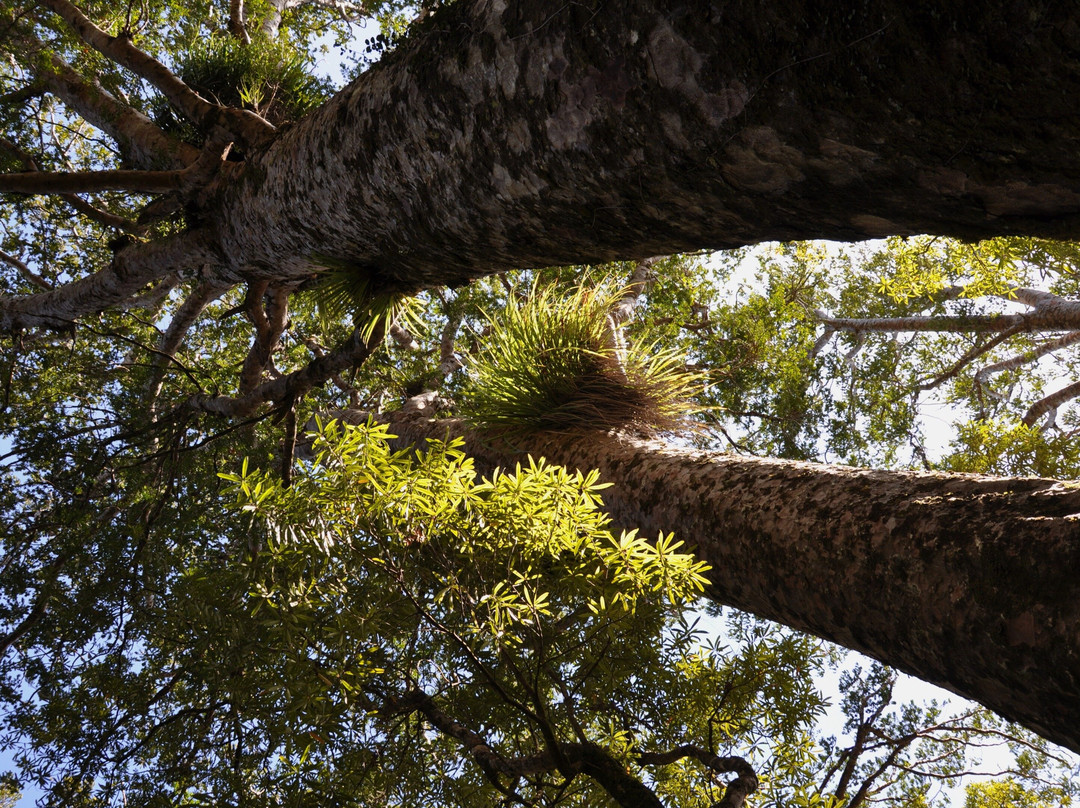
(1, 0, 1080, 805)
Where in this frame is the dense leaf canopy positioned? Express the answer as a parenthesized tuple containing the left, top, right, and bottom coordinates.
(0, 0, 1079, 805)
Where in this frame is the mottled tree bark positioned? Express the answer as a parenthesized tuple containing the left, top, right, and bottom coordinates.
(211, 0, 1080, 290)
(10, 0, 1080, 326)
(384, 412, 1080, 755)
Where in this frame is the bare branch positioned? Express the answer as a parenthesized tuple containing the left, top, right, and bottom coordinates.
(917, 325, 1026, 391)
(0, 550, 73, 658)
(817, 286, 1080, 337)
(0, 167, 187, 195)
(259, 0, 369, 37)
(0, 81, 44, 106)
(38, 0, 274, 150)
(0, 136, 234, 198)
(118, 274, 180, 312)
(301, 336, 358, 399)
(437, 312, 465, 379)
(388, 321, 420, 351)
(258, 0, 289, 37)
(305, 0, 370, 14)
(59, 192, 141, 233)
(1006, 287, 1065, 308)
(146, 281, 233, 405)
(281, 405, 297, 486)
(238, 283, 290, 394)
(843, 732, 919, 808)
(440, 311, 462, 366)
(402, 309, 464, 396)
(815, 311, 1032, 334)
(228, 0, 251, 43)
(0, 136, 142, 230)
(0, 249, 52, 291)
(603, 258, 661, 386)
(841, 331, 865, 369)
(6, 15, 198, 169)
(610, 256, 660, 326)
(0, 228, 220, 332)
(160, 285, 232, 361)
(811, 327, 835, 357)
(976, 330, 1080, 386)
(638, 746, 758, 808)
(401, 690, 528, 776)
(187, 320, 386, 417)
(1023, 379, 1080, 428)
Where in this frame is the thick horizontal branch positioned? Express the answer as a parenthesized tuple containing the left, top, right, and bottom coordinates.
(382, 412, 1080, 755)
(816, 312, 1033, 334)
(0, 169, 186, 195)
(0, 138, 153, 218)
(816, 288, 1080, 337)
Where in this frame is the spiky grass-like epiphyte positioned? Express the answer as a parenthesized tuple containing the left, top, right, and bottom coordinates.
(464, 281, 702, 435)
(153, 36, 331, 142)
(308, 257, 418, 342)
(182, 36, 329, 122)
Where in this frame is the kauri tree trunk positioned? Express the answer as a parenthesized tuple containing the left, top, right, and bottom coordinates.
(385, 412, 1080, 754)
(212, 0, 1080, 291)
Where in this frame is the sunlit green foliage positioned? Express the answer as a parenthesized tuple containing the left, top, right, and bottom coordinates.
(0, 418, 835, 805)
(689, 239, 1080, 475)
(872, 236, 1080, 304)
(1, 233, 1078, 803)
(965, 778, 1074, 808)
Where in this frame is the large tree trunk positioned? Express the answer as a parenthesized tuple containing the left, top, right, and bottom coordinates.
(213, 0, 1080, 290)
(10, 0, 1080, 325)
(383, 412, 1080, 755)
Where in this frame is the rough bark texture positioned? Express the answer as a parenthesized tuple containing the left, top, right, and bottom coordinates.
(11, 0, 1080, 327)
(384, 413, 1080, 754)
(0, 231, 218, 332)
(212, 0, 1080, 290)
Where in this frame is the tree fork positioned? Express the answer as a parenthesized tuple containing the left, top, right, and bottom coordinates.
(383, 411, 1080, 754)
